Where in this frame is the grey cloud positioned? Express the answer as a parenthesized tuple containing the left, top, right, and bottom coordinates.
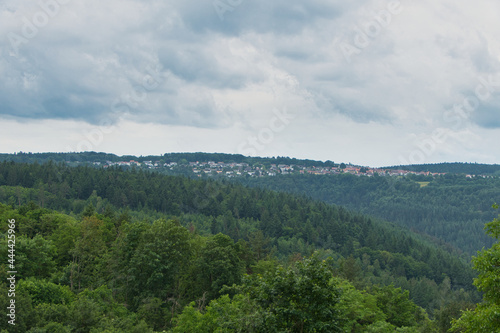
(329, 97, 393, 124)
(473, 100, 500, 129)
(123, 86, 226, 128)
(175, 0, 344, 36)
(157, 45, 266, 89)
(275, 50, 313, 61)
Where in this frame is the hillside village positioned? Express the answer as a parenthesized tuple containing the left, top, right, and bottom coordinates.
(4, 152, 497, 179)
(96, 159, 457, 178)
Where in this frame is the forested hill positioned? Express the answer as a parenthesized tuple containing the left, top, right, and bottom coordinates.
(385, 162, 500, 175)
(0, 151, 335, 168)
(0, 162, 477, 293)
(238, 173, 500, 256)
(2, 152, 499, 256)
(0, 161, 488, 331)
(3, 151, 500, 176)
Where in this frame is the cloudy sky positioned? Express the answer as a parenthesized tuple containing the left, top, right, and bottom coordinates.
(1, 0, 500, 167)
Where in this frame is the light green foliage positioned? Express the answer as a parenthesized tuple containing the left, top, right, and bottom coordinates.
(20, 212, 71, 238)
(250, 258, 280, 275)
(245, 253, 343, 332)
(172, 294, 263, 333)
(171, 302, 208, 333)
(394, 327, 421, 332)
(451, 208, 500, 332)
(336, 279, 386, 331)
(371, 284, 423, 328)
(18, 278, 74, 306)
(202, 294, 263, 332)
(0, 202, 19, 231)
(451, 305, 500, 332)
(363, 321, 396, 332)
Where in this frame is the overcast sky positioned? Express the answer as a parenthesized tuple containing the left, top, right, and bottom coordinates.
(1, 0, 500, 167)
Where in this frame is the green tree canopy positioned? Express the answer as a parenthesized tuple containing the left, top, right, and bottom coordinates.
(244, 253, 343, 332)
(452, 205, 500, 332)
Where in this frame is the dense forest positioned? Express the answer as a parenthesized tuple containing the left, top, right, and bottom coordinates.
(0, 161, 490, 331)
(4, 153, 499, 257)
(238, 173, 500, 256)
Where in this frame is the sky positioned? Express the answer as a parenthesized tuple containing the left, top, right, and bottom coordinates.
(1, 0, 500, 167)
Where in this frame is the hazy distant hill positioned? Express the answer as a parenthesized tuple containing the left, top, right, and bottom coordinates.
(0, 152, 335, 168)
(4, 152, 500, 176)
(385, 162, 500, 175)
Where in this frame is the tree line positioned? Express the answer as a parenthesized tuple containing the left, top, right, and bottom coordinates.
(0, 161, 487, 331)
(238, 173, 500, 256)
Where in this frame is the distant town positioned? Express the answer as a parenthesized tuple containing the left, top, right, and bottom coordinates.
(3, 152, 498, 178)
(89, 159, 477, 178)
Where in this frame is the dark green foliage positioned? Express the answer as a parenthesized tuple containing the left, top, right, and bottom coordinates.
(192, 233, 244, 300)
(0, 198, 460, 332)
(68, 216, 111, 291)
(0, 285, 36, 331)
(126, 219, 192, 309)
(435, 300, 475, 333)
(0, 234, 56, 279)
(0, 161, 475, 295)
(0, 159, 490, 331)
(239, 173, 500, 256)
